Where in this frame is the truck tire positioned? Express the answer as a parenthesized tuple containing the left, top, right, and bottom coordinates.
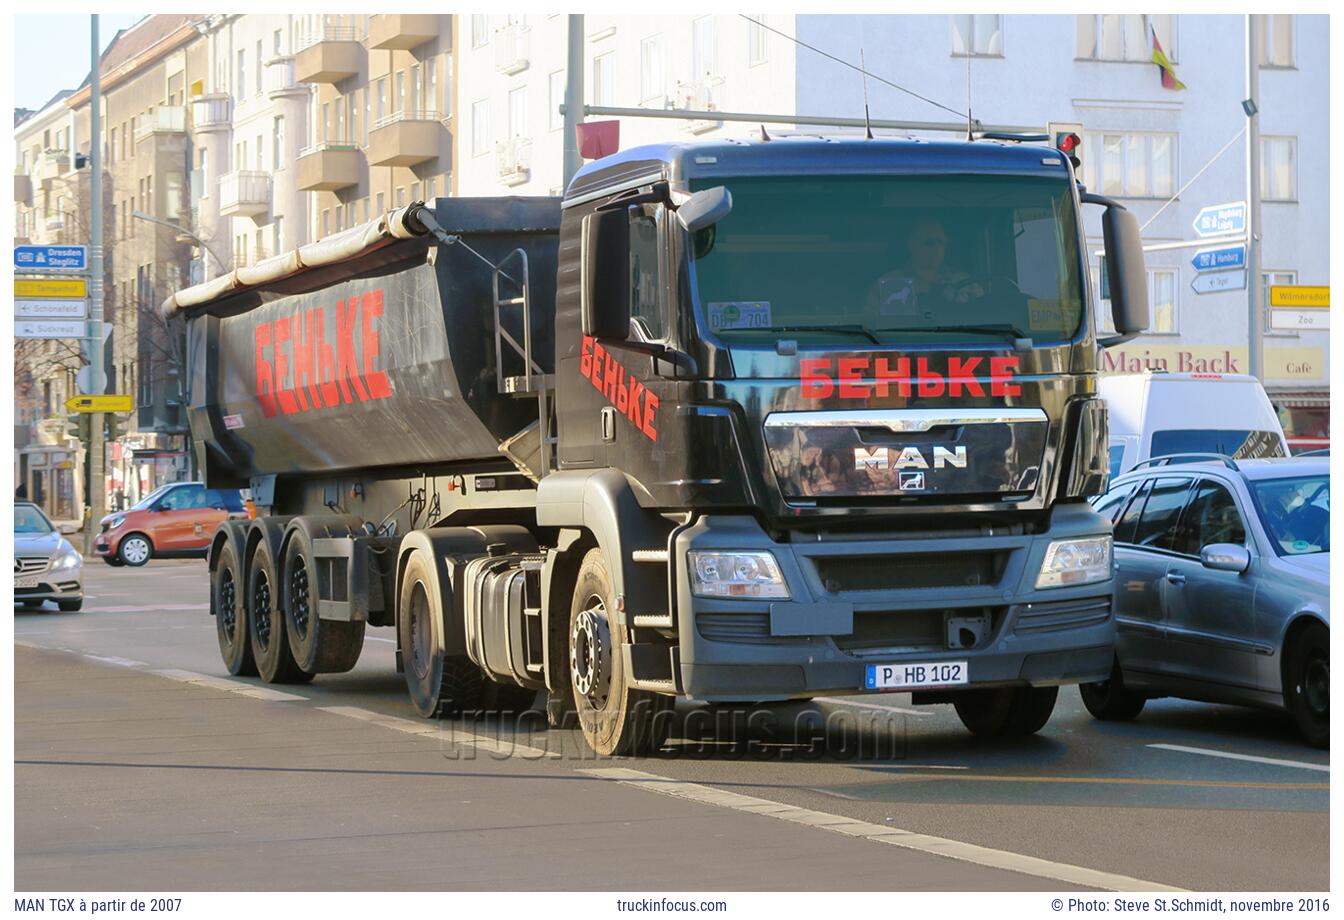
(212, 539, 256, 676)
(954, 686, 1058, 738)
(569, 548, 672, 756)
(246, 537, 312, 684)
(282, 526, 364, 674)
(1284, 621, 1328, 748)
(398, 551, 484, 718)
(1079, 659, 1146, 721)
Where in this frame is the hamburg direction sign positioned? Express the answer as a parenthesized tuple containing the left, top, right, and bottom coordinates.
(1191, 270, 1247, 295)
(15, 244, 87, 271)
(1192, 201, 1246, 238)
(1191, 245, 1246, 272)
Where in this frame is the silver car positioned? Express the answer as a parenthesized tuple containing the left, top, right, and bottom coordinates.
(14, 502, 84, 612)
(1081, 457, 1329, 747)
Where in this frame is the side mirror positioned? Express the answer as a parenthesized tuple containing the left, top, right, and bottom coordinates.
(1200, 543, 1251, 573)
(581, 208, 630, 339)
(1083, 192, 1149, 347)
(676, 186, 733, 233)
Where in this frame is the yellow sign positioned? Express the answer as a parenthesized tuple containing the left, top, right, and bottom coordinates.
(15, 277, 87, 298)
(65, 394, 134, 413)
(1098, 345, 1326, 381)
(1269, 285, 1329, 309)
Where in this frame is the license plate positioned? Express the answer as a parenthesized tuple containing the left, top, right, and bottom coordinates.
(865, 661, 968, 691)
(16, 575, 40, 588)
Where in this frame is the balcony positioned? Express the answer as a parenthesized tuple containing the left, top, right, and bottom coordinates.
(496, 138, 532, 187)
(296, 143, 362, 191)
(45, 214, 66, 231)
(265, 56, 307, 98)
(135, 106, 187, 143)
(495, 22, 530, 75)
(676, 81, 722, 134)
(190, 94, 232, 132)
(15, 172, 33, 205)
(218, 170, 272, 218)
(37, 150, 69, 190)
(368, 14, 439, 50)
(294, 29, 363, 84)
(367, 111, 444, 167)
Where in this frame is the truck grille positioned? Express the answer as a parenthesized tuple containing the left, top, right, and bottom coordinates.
(15, 556, 48, 574)
(832, 608, 999, 656)
(813, 551, 1007, 593)
(697, 612, 775, 643)
(1012, 597, 1110, 634)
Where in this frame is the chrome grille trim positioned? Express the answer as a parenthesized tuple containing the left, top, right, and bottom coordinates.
(763, 407, 1048, 432)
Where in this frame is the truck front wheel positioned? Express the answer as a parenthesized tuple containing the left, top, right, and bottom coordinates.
(398, 552, 484, 718)
(569, 548, 672, 757)
(953, 685, 1058, 738)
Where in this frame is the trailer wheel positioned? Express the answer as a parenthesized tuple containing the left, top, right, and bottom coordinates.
(953, 686, 1058, 738)
(213, 538, 256, 676)
(569, 548, 672, 756)
(247, 537, 313, 684)
(282, 527, 364, 674)
(398, 551, 484, 718)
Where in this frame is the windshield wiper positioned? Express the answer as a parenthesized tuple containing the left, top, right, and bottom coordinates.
(734, 324, 882, 344)
(870, 323, 1033, 345)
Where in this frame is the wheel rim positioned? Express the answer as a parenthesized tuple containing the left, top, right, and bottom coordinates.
(123, 537, 149, 564)
(570, 597, 613, 711)
(1302, 653, 1329, 718)
(288, 556, 311, 640)
(409, 581, 432, 680)
(252, 569, 273, 650)
(219, 567, 237, 641)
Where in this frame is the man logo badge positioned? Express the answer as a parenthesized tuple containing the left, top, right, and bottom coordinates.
(899, 471, 926, 491)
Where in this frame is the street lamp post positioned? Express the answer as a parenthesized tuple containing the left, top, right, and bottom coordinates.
(131, 209, 229, 275)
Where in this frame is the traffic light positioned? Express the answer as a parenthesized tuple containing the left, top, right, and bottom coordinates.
(104, 412, 126, 443)
(73, 151, 89, 169)
(1048, 121, 1084, 172)
(66, 413, 92, 443)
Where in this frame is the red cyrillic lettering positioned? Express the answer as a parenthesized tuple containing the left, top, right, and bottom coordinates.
(800, 358, 834, 399)
(336, 296, 369, 402)
(603, 352, 619, 402)
(642, 391, 660, 441)
(990, 356, 1021, 396)
(273, 316, 300, 415)
(916, 357, 945, 397)
(591, 342, 606, 391)
(615, 367, 629, 412)
(254, 322, 277, 418)
(838, 357, 869, 399)
(625, 376, 645, 426)
(314, 307, 339, 407)
(872, 356, 912, 398)
(946, 356, 984, 397)
(580, 335, 594, 377)
(291, 309, 315, 412)
(361, 290, 391, 399)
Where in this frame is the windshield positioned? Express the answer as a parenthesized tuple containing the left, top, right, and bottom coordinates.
(1251, 475, 1329, 555)
(15, 504, 54, 534)
(1150, 429, 1286, 460)
(689, 174, 1086, 345)
(130, 483, 177, 511)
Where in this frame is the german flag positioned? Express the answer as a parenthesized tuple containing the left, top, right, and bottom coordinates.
(1151, 26, 1186, 91)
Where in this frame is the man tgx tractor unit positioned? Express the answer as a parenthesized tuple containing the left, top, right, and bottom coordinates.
(167, 137, 1149, 755)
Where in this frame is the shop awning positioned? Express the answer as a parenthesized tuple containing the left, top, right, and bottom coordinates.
(1267, 389, 1330, 409)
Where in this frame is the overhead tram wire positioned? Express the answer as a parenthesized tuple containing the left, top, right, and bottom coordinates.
(738, 15, 970, 124)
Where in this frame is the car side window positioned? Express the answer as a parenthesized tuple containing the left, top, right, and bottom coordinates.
(1130, 477, 1193, 552)
(1174, 480, 1247, 556)
(1112, 478, 1153, 545)
(157, 487, 188, 510)
(181, 485, 209, 509)
(1094, 480, 1138, 524)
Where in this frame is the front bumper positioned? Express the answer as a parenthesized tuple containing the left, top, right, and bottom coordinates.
(15, 572, 84, 603)
(673, 505, 1115, 701)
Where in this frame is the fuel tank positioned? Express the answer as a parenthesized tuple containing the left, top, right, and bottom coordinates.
(178, 198, 561, 484)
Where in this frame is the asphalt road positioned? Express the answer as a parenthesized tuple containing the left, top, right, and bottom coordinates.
(14, 559, 1330, 892)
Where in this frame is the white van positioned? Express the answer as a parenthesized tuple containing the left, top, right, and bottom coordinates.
(1099, 372, 1289, 477)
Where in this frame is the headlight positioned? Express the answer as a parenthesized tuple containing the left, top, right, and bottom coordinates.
(1036, 536, 1112, 589)
(688, 550, 790, 599)
(50, 545, 83, 572)
(106, 515, 126, 531)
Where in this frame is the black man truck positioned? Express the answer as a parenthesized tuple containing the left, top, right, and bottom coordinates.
(166, 137, 1149, 755)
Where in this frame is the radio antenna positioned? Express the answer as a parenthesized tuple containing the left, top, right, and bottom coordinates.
(859, 48, 874, 139)
(965, 54, 974, 141)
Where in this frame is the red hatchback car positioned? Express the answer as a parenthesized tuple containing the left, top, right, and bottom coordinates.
(96, 482, 251, 567)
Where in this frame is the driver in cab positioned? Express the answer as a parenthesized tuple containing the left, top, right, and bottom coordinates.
(868, 215, 986, 317)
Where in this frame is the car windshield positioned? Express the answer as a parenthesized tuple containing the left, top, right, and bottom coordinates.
(1250, 475, 1329, 555)
(1149, 429, 1285, 460)
(15, 504, 54, 534)
(130, 484, 177, 511)
(689, 174, 1086, 346)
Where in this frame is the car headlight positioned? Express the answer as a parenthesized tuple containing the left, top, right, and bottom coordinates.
(50, 545, 83, 572)
(687, 550, 790, 599)
(106, 515, 126, 531)
(1036, 536, 1112, 589)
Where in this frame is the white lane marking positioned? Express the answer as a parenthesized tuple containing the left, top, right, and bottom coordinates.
(580, 767, 1184, 892)
(78, 604, 211, 613)
(315, 706, 560, 758)
(82, 654, 148, 668)
(148, 668, 307, 701)
(817, 696, 931, 717)
(1147, 743, 1330, 773)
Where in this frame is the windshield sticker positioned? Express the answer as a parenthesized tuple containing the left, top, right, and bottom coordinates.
(1027, 299, 1065, 330)
(707, 301, 773, 331)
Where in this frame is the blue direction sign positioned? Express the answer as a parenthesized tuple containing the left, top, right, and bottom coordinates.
(1192, 202, 1246, 238)
(14, 244, 88, 272)
(1191, 245, 1246, 272)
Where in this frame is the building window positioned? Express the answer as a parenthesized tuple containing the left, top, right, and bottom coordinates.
(593, 52, 615, 107)
(747, 16, 768, 66)
(427, 59, 439, 116)
(394, 70, 406, 116)
(395, 186, 405, 208)
(321, 102, 330, 144)
(1257, 15, 1293, 67)
(273, 28, 283, 56)
(274, 215, 284, 254)
(272, 116, 284, 168)
(336, 97, 345, 142)
(255, 40, 263, 95)
(548, 70, 565, 131)
(110, 128, 117, 165)
(640, 36, 664, 102)
(472, 99, 489, 155)
(1096, 265, 1177, 334)
(1077, 14, 1175, 63)
(256, 134, 264, 171)
(1261, 136, 1296, 201)
(472, 15, 489, 48)
(375, 192, 385, 214)
(376, 78, 387, 123)
(692, 16, 717, 79)
(411, 181, 421, 202)
(1264, 270, 1298, 337)
(237, 48, 246, 98)
(361, 87, 370, 145)
(411, 64, 422, 115)
(952, 14, 1002, 56)
(321, 209, 330, 238)
(425, 177, 437, 201)
(508, 86, 527, 138)
(1083, 132, 1176, 198)
(199, 149, 208, 196)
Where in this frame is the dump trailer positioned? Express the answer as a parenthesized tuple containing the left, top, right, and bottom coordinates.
(167, 137, 1150, 755)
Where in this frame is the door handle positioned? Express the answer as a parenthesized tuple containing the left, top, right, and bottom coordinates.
(1164, 571, 1187, 586)
(600, 406, 617, 443)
